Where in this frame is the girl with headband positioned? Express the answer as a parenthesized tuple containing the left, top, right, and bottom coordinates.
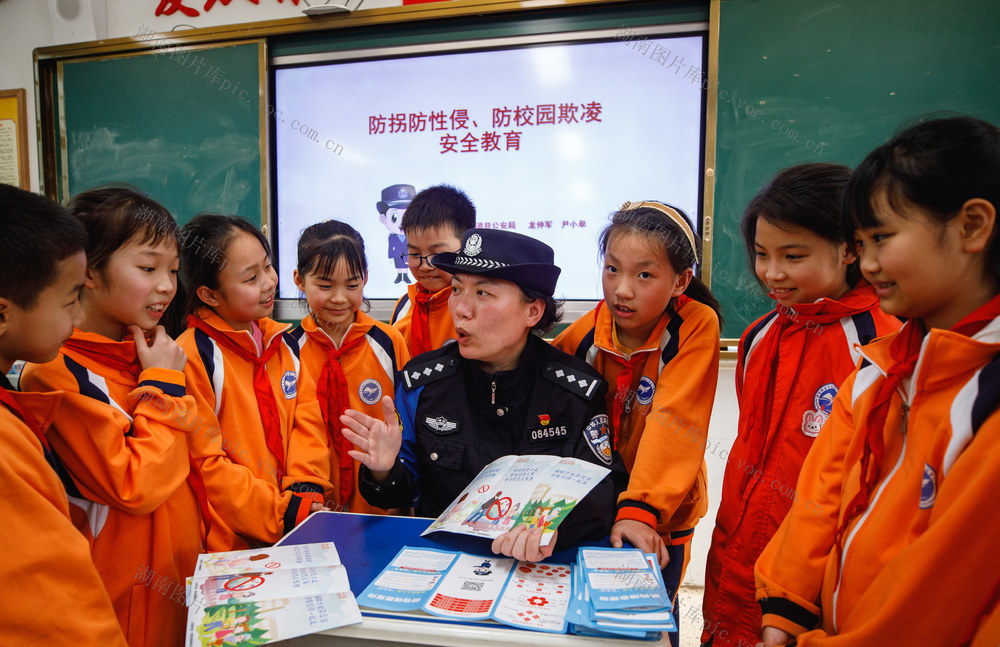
(553, 200, 722, 647)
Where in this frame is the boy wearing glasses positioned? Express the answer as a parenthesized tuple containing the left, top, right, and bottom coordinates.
(390, 185, 476, 358)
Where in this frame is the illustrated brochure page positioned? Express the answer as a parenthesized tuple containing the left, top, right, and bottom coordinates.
(422, 454, 610, 546)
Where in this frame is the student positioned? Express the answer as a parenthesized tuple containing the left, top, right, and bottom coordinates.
(177, 214, 330, 551)
(553, 201, 720, 647)
(286, 220, 409, 513)
(20, 187, 204, 647)
(700, 165, 901, 647)
(390, 184, 476, 357)
(755, 116, 1000, 646)
(0, 184, 127, 646)
(344, 228, 629, 561)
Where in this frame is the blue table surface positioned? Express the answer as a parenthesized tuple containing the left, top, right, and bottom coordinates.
(276, 511, 610, 598)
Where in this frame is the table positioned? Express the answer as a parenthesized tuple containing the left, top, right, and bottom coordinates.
(274, 511, 665, 646)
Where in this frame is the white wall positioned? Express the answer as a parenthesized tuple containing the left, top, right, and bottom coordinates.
(686, 359, 738, 587)
(0, 0, 60, 192)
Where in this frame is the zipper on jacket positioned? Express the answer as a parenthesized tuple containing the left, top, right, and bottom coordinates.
(491, 375, 496, 405)
(899, 401, 910, 436)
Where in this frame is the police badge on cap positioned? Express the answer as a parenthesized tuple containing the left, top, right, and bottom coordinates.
(432, 228, 561, 296)
(464, 234, 483, 257)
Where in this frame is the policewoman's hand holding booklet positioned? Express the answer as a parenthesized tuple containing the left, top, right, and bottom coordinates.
(421, 454, 610, 546)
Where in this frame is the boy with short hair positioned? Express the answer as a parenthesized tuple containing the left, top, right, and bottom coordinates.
(0, 183, 127, 646)
(390, 184, 476, 358)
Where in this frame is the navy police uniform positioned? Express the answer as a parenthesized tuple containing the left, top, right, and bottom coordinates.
(359, 334, 628, 549)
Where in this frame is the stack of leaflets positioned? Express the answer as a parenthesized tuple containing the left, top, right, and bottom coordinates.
(184, 542, 362, 646)
(568, 547, 676, 639)
(422, 454, 610, 546)
(359, 547, 574, 634)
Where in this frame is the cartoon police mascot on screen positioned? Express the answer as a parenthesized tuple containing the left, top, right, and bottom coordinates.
(377, 184, 417, 284)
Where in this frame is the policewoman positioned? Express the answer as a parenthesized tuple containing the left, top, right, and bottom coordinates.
(342, 228, 628, 562)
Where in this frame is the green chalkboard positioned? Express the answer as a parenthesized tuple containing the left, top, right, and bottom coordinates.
(713, 0, 1000, 338)
(57, 41, 265, 227)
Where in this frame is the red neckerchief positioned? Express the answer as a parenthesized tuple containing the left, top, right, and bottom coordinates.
(63, 330, 214, 545)
(607, 352, 648, 448)
(0, 385, 47, 450)
(951, 293, 1000, 337)
(411, 286, 436, 357)
(599, 297, 692, 447)
(411, 285, 450, 357)
(187, 315, 286, 482)
(63, 333, 141, 383)
(305, 318, 365, 505)
(834, 292, 1000, 576)
(186, 456, 212, 547)
(833, 319, 923, 578)
(739, 287, 879, 494)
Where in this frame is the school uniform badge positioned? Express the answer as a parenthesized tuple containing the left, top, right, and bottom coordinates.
(920, 463, 937, 509)
(813, 383, 838, 414)
(281, 370, 297, 399)
(358, 378, 382, 405)
(635, 376, 656, 406)
(802, 383, 837, 436)
(584, 414, 613, 465)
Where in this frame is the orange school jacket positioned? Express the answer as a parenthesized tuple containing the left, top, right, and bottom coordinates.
(391, 283, 458, 357)
(702, 285, 900, 646)
(0, 386, 127, 647)
(553, 297, 720, 543)
(178, 308, 331, 550)
(20, 330, 204, 647)
(286, 310, 410, 513)
(754, 318, 1000, 646)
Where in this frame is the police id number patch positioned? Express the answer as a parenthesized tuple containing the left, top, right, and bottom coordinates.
(529, 425, 568, 441)
(583, 414, 613, 465)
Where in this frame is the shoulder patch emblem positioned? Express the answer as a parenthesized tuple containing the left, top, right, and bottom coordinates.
(635, 376, 656, 406)
(281, 370, 297, 399)
(920, 463, 937, 509)
(583, 414, 613, 465)
(358, 379, 382, 405)
(424, 415, 459, 435)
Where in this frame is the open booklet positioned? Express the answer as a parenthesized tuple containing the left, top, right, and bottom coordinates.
(359, 545, 674, 636)
(184, 542, 362, 646)
(421, 454, 610, 546)
(359, 547, 574, 633)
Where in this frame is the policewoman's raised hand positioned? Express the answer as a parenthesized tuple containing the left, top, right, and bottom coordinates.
(132, 325, 187, 372)
(341, 395, 402, 482)
(610, 518, 670, 569)
(491, 524, 556, 563)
